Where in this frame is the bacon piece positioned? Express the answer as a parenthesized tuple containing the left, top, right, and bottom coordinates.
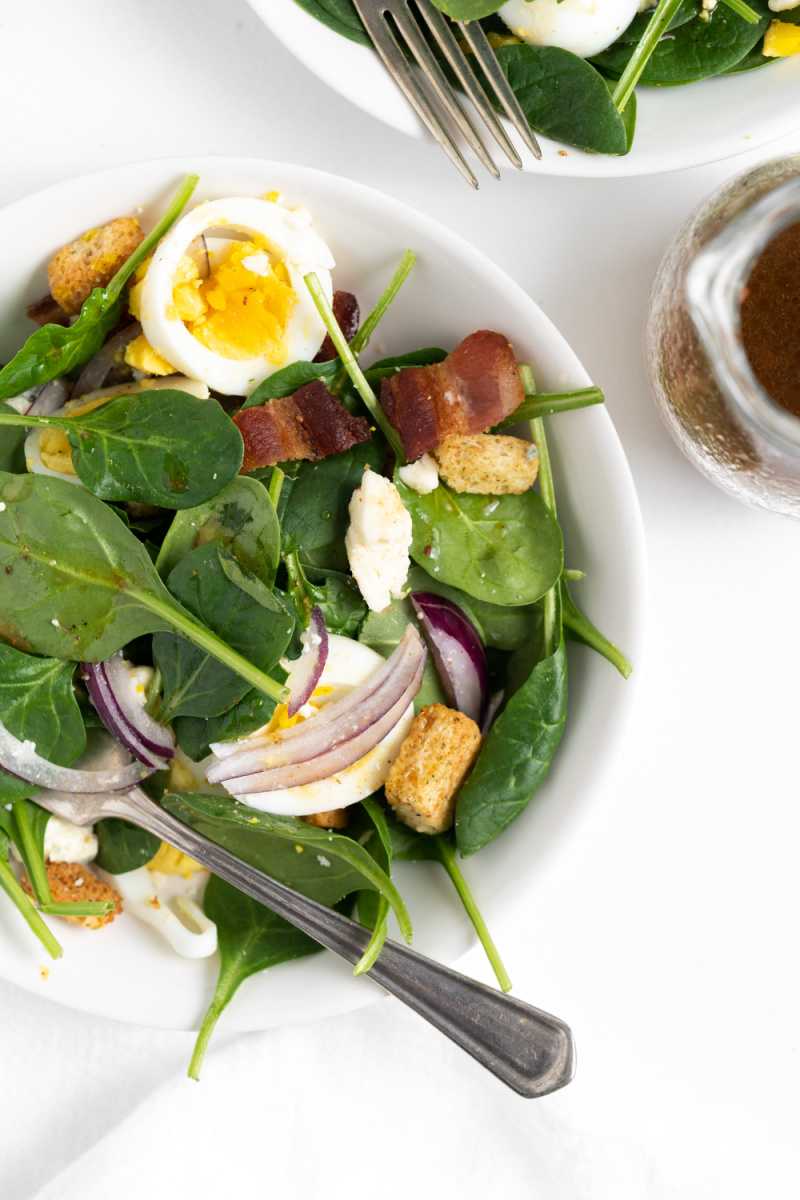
(379, 330, 524, 461)
(234, 380, 370, 472)
(26, 294, 70, 327)
(314, 290, 360, 363)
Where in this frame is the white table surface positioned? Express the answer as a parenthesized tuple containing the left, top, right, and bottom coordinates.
(1, 2, 799, 1197)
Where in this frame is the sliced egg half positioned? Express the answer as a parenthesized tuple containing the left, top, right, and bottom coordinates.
(24, 376, 209, 482)
(499, 0, 639, 58)
(226, 634, 415, 817)
(137, 196, 335, 397)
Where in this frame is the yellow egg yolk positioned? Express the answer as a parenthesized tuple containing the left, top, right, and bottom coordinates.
(176, 239, 298, 363)
(37, 393, 117, 474)
(147, 842, 204, 877)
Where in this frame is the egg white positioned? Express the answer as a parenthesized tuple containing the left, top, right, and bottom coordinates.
(227, 634, 415, 818)
(499, 0, 639, 58)
(139, 197, 335, 397)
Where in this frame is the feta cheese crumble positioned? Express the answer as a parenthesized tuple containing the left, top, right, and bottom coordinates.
(397, 453, 439, 495)
(345, 467, 412, 612)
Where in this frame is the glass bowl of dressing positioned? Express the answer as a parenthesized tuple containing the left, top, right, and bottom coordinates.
(645, 157, 800, 518)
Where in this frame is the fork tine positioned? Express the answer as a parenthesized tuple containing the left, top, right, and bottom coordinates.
(414, 0, 522, 169)
(389, 2, 501, 180)
(458, 21, 542, 161)
(353, 0, 480, 188)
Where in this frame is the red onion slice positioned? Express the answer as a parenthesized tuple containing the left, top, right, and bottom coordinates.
(72, 322, 142, 399)
(82, 654, 174, 767)
(481, 690, 504, 738)
(410, 593, 490, 725)
(0, 720, 158, 793)
(206, 626, 425, 783)
(286, 606, 328, 718)
(227, 659, 425, 795)
(25, 378, 71, 416)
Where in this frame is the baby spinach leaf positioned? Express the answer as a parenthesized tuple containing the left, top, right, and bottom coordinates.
(398, 476, 563, 607)
(615, 0, 698, 41)
(161, 790, 412, 939)
(0, 403, 28, 472)
(0, 643, 86, 804)
(188, 873, 321, 1080)
(284, 552, 367, 635)
(365, 347, 448, 375)
(156, 476, 280, 585)
(561, 579, 631, 678)
(431, 0, 504, 17)
(592, 0, 769, 83)
(0, 471, 175, 658)
(291, 0, 371, 46)
(281, 439, 385, 570)
(353, 796, 393, 974)
(493, 44, 630, 155)
(0, 174, 197, 401)
(154, 544, 294, 721)
(172, 683, 281, 762)
(239, 359, 339, 410)
(455, 638, 568, 856)
(58, 390, 243, 509)
(94, 818, 161, 874)
(467, 595, 542, 651)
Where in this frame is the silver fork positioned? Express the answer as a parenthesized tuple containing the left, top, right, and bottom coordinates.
(32, 737, 574, 1097)
(352, 0, 541, 188)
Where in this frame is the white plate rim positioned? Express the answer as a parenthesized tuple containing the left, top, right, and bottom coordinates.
(255, 0, 800, 179)
(0, 155, 647, 1032)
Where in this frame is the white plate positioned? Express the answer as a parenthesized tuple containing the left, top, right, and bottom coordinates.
(0, 157, 645, 1031)
(256, 1, 800, 178)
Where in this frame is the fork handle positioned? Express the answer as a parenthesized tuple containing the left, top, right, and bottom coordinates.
(108, 788, 575, 1098)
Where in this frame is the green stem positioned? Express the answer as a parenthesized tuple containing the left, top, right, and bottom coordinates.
(267, 465, 284, 510)
(562, 568, 585, 581)
(611, 0, 685, 112)
(719, 0, 760, 22)
(145, 665, 163, 717)
(351, 251, 416, 357)
(283, 550, 313, 625)
(304, 272, 406, 464)
(526, 365, 561, 659)
(133, 589, 287, 703)
(188, 998, 223, 1081)
(11, 801, 52, 904)
(107, 173, 199, 294)
(354, 902, 388, 976)
(0, 858, 62, 959)
(435, 836, 512, 993)
(561, 580, 632, 679)
(40, 900, 116, 917)
(494, 386, 604, 430)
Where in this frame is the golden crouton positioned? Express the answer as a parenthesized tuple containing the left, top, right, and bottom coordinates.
(385, 704, 481, 834)
(435, 433, 539, 495)
(47, 217, 144, 315)
(301, 809, 350, 830)
(21, 862, 122, 929)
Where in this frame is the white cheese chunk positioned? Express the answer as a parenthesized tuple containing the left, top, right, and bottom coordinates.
(397, 453, 439, 495)
(345, 467, 412, 612)
(44, 814, 98, 864)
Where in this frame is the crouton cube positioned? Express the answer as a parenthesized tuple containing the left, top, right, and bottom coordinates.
(434, 433, 539, 495)
(385, 704, 481, 834)
(21, 861, 122, 929)
(300, 809, 350, 830)
(47, 217, 144, 315)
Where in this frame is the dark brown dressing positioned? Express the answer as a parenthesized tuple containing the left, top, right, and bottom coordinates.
(741, 219, 800, 418)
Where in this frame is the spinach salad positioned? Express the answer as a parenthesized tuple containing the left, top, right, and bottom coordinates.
(294, 0, 799, 156)
(0, 175, 629, 1076)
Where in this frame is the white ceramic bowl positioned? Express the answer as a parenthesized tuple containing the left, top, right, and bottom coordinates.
(0, 157, 645, 1031)
(256, 0, 800, 178)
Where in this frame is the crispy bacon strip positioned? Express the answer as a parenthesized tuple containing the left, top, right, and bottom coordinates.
(234, 380, 371, 473)
(379, 330, 524, 461)
(25, 294, 70, 327)
(314, 290, 360, 363)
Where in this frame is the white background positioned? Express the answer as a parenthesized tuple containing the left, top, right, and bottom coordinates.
(1, 2, 799, 1197)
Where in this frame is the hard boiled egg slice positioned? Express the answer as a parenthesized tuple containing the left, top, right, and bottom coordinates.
(499, 0, 639, 58)
(24, 376, 209, 482)
(227, 634, 414, 817)
(138, 196, 334, 397)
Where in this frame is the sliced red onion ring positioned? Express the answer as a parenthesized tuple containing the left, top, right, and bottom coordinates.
(82, 654, 173, 767)
(207, 626, 425, 792)
(25, 377, 70, 416)
(481, 690, 504, 738)
(410, 593, 490, 725)
(207, 625, 425, 783)
(286, 606, 328, 718)
(72, 322, 143, 399)
(0, 720, 158, 793)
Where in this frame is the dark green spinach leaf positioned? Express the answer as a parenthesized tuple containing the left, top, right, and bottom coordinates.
(0, 403, 27, 472)
(154, 544, 294, 721)
(94, 818, 161, 874)
(156, 476, 280, 585)
(172, 683, 280, 762)
(398, 476, 563, 607)
(239, 358, 339, 410)
(291, 0, 371, 46)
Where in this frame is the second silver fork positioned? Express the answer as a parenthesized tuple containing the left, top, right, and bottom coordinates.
(352, 0, 542, 187)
